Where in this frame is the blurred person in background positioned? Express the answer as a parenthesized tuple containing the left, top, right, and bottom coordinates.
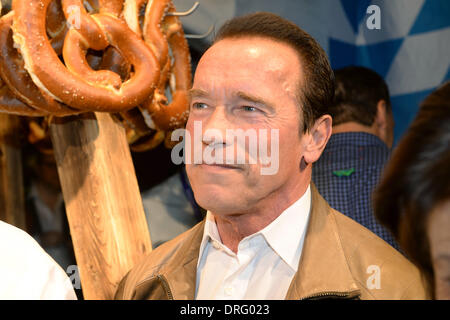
(142, 167, 205, 248)
(24, 149, 76, 272)
(373, 82, 450, 299)
(313, 66, 399, 249)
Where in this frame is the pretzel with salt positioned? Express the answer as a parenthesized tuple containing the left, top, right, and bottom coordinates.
(0, 77, 47, 116)
(123, 0, 192, 132)
(144, 1, 191, 131)
(11, 0, 160, 112)
(0, 11, 76, 115)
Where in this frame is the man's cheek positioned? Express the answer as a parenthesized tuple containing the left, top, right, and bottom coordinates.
(258, 129, 280, 176)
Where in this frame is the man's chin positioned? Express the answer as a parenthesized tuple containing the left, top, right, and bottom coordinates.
(195, 192, 243, 215)
(188, 168, 242, 192)
(188, 167, 250, 213)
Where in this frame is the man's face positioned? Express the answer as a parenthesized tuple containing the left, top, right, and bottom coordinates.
(185, 37, 307, 215)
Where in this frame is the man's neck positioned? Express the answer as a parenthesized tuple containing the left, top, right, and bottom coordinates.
(332, 122, 377, 136)
(212, 170, 311, 253)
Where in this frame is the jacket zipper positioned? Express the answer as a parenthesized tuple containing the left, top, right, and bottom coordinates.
(301, 290, 361, 300)
(158, 275, 174, 300)
(157, 274, 359, 300)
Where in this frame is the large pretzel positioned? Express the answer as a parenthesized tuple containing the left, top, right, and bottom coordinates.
(0, 78, 47, 116)
(1, 0, 191, 152)
(89, 4, 161, 150)
(125, 0, 169, 66)
(124, 0, 191, 132)
(0, 4, 46, 116)
(0, 1, 110, 116)
(97, 46, 153, 143)
(12, 0, 159, 112)
(145, 1, 191, 131)
(99, 47, 167, 151)
(116, 0, 192, 150)
(0, 12, 77, 116)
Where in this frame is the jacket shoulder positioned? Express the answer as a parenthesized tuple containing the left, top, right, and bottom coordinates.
(331, 209, 431, 299)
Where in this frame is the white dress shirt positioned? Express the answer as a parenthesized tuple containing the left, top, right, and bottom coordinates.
(196, 185, 311, 300)
(0, 221, 77, 300)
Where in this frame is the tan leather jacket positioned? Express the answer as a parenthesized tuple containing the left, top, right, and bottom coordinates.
(115, 185, 431, 300)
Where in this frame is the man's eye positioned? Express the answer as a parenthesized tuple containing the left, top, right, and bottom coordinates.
(242, 106, 257, 112)
(192, 103, 208, 110)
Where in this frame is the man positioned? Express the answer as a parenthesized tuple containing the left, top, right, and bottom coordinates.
(116, 13, 429, 300)
(312, 66, 399, 249)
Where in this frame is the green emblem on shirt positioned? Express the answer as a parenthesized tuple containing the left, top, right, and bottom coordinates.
(332, 168, 355, 177)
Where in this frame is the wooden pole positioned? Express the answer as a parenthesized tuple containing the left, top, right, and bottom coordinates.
(0, 113, 26, 230)
(50, 112, 152, 300)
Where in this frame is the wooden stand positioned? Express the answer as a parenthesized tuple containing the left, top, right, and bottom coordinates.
(50, 112, 152, 300)
(0, 114, 26, 230)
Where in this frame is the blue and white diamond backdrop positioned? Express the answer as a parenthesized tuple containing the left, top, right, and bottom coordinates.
(328, 0, 450, 143)
(176, 0, 450, 143)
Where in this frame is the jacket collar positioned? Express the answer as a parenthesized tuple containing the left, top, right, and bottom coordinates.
(157, 221, 204, 299)
(285, 184, 360, 299)
(157, 184, 360, 300)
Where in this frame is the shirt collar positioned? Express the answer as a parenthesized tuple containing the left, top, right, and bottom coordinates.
(259, 185, 311, 271)
(198, 211, 221, 256)
(198, 184, 312, 272)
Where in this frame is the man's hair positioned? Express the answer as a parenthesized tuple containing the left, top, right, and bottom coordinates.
(331, 66, 391, 126)
(214, 12, 334, 133)
(373, 81, 450, 297)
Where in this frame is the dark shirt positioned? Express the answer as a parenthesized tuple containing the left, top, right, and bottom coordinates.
(312, 132, 399, 250)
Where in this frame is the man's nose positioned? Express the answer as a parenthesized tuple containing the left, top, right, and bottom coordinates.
(202, 106, 230, 145)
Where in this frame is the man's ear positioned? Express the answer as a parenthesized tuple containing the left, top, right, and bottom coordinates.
(374, 100, 394, 147)
(303, 114, 332, 164)
(375, 100, 388, 131)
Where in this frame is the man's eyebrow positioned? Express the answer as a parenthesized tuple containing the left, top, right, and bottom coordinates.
(188, 88, 209, 100)
(235, 91, 275, 111)
(188, 89, 276, 111)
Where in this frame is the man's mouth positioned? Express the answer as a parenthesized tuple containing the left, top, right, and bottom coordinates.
(198, 163, 242, 170)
